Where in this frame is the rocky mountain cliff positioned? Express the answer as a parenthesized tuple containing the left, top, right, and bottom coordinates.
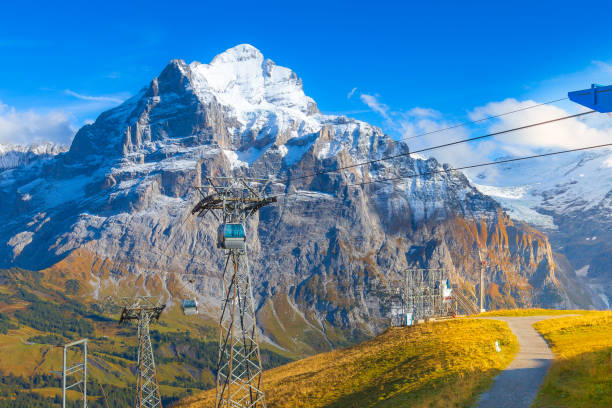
(473, 149, 612, 309)
(0, 142, 67, 170)
(0, 44, 601, 355)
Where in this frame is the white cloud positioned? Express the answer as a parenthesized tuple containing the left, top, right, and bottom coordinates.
(347, 87, 357, 99)
(65, 90, 124, 104)
(591, 60, 612, 75)
(0, 102, 75, 146)
(395, 109, 491, 168)
(356, 94, 488, 166)
(359, 87, 612, 172)
(469, 98, 612, 151)
(406, 107, 440, 118)
(360, 93, 390, 120)
(353, 61, 612, 187)
(0, 88, 130, 146)
(399, 97, 612, 178)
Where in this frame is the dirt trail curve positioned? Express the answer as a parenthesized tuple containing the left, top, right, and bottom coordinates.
(475, 315, 574, 408)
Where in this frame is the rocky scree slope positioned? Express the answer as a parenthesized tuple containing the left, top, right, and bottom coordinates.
(0, 44, 600, 355)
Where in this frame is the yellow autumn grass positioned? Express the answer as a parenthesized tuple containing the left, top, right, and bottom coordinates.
(478, 308, 588, 317)
(532, 311, 612, 408)
(175, 318, 518, 408)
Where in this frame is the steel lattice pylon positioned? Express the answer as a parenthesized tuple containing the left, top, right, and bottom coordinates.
(404, 268, 448, 321)
(192, 177, 276, 408)
(380, 269, 456, 325)
(119, 296, 165, 408)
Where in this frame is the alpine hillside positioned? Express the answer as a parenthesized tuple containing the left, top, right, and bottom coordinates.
(0, 44, 603, 355)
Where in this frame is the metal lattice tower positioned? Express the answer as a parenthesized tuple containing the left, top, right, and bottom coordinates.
(405, 268, 441, 320)
(54, 339, 88, 408)
(192, 177, 276, 408)
(388, 287, 407, 327)
(402, 268, 455, 321)
(119, 296, 165, 408)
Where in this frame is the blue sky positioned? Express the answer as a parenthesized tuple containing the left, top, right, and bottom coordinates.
(1, 0, 612, 147)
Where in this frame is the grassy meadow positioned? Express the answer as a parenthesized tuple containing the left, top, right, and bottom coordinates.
(176, 318, 518, 408)
(478, 308, 585, 317)
(532, 311, 612, 408)
(2, 261, 610, 408)
(0, 267, 291, 407)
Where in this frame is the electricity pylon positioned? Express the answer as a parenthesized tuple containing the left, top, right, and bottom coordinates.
(119, 296, 165, 408)
(476, 246, 487, 313)
(192, 177, 276, 408)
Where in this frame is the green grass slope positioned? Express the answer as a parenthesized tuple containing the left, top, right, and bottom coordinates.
(0, 268, 291, 407)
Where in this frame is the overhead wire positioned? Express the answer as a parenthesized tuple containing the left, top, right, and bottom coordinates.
(166, 142, 611, 288)
(96, 95, 606, 284)
(112, 114, 611, 290)
(271, 142, 612, 198)
(278, 110, 595, 184)
(349, 142, 612, 188)
(401, 97, 569, 142)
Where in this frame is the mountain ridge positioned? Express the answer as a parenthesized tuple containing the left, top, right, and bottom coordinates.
(472, 148, 612, 308)
(0, 142, 67, 170)
(0, 44, 604, 355)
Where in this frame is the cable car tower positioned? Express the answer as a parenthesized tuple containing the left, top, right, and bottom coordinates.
(118, 296, 165, 408)
(191, 177, 276, 408)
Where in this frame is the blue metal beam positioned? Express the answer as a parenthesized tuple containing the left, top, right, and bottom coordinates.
(568, 84, 612, 113)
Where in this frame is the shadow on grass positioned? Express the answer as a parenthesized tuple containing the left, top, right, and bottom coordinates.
(319, 367, 504, 408)
(532, 348, 612, 408)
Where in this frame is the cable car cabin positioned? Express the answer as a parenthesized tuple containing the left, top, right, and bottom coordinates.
(181, 299, 198, 315)
(442, 279, 453, 302)
(217, 223, 246, 250)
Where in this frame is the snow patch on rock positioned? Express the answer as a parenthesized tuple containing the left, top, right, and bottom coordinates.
(576, 264, 590, 277)
(0, 142, 67, 170)
(223, 149, 248, 169)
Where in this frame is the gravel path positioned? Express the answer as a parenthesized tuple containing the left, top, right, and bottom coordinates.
(475, 315, 573, 408)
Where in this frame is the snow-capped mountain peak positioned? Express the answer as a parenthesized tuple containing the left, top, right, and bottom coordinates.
(66, 44, 339, 164)
(189, 44, 318, 117)
(211, 43, 262, 63)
